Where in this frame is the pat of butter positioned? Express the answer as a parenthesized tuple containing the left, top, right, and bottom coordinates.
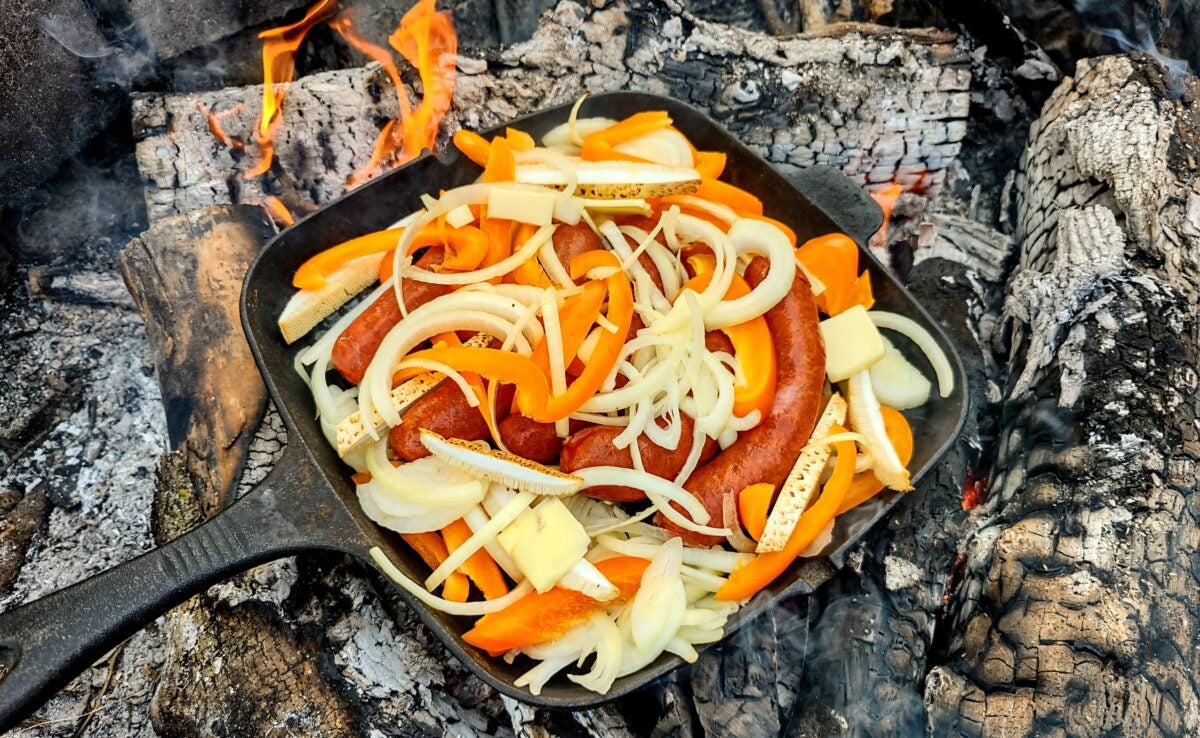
(819, 305, 885, 383)
(486, 188, 557, 226)
(445, 204, 476, 229)
(497, 497, 589, 593)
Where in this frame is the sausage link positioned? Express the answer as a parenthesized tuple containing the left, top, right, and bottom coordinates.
(553, 223, 603, 270)
(656, 257, 826, 545)
(389, 382, 490, 461)
(498, 414, 562, 463)
(332, 247, 452, 385)
(559, 416, 717, 502)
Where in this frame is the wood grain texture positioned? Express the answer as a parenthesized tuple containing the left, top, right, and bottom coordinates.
(120, 206, 275, 514)
(926, 55, 1200, 737)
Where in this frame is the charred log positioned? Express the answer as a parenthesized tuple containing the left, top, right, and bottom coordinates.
(132, 0, 971, 223)
(926, 55, 1200, 737)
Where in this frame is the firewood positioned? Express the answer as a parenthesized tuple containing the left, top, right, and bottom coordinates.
(131, 0, 971, 224)
(925, 55, 1200, 737)
(120, 205, 274, 514)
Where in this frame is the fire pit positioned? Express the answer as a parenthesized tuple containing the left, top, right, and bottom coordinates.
(1, 0, 1198, 736)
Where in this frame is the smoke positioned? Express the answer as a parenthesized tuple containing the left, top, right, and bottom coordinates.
(1069, 0, 1189, 75)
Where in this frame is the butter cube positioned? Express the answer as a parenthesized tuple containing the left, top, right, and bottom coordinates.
(445, 204, 476, 229)
(486, 188, 557, 226)
(819, 305, 885, 383)
(497, 498, 589, 592)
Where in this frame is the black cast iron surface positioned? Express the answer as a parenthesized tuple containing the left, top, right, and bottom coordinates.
(0, 92, 967, 728)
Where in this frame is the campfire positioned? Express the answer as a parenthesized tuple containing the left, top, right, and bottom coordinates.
(2, 0, 1198, 736)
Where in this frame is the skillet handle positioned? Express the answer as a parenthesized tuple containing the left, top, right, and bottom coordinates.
(788, 165, 884, 247)
(0, 451, 350, 732)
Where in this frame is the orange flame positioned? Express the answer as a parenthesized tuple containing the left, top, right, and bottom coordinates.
(200, 102, 246, 149)
(339, 0, 457, 185)
(245, 0, 340, 178)
(871, 183, 904, 244)
(263, 196, 296, 226)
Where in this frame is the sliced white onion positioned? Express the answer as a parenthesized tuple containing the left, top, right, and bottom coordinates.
(567, 613, 622, 694)
(575, 467, 729, 536)
(557, 558, 619, 602)
(596, 535, 752, 573)
(394, 357, 479, 408)
(371, 546, 534, 616)
(868, 310, 955, 398)
(703, 218, 796, 329)
(364, 440, 487, 508)
(846, 370, 912, 491)
(424, 490, 535, 590)
(357, 484, 472, 534)
(463, 504, 523, 581)
(405, 224, 557, 285)
(722, 492, 757, 554)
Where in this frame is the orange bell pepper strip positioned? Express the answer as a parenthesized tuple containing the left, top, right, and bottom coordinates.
(294, 229, 405, 290)
(536, 250, 634, 422)
(400, 345, 551, 420)
(441, 518, 510, 600)
(401, 532, 470, 602)
(717, 428, 856, 601)
(530, 280, 607, 382)
(680, 255, 777, 419)
(738, 483, 774, 541)
(836, 406, 913, 515)
(453, 129, 491, 167)
(479, 215, 514, 285)
(693, 151, 727, 179)
(695, 177, 763, 216)
(441, 226, 491, 271)
(580, 111, 672, 162)
(505, 127, 536, 151)
(506, 223, 552, 287)
(795, 233, 874, 315)
(482, 136, 515, 183)
(463, 556, 650, 654)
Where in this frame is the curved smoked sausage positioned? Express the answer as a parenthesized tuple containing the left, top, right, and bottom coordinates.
(656, 257, 826, 545)
(389, 382, 490, 461)
(332, 247, 452, 385)
(559, 416, 718, 502)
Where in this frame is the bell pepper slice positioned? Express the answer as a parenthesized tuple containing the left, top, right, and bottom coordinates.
(836, 406, 913, 515)
(294, 228, 404, 290)
(717, 427, 856, 601)
(442, 518, 510, 600)
(453, 129, 491, 167)
(400, 345, 551, 421)
(482, 136, 515, 183)
(505, 127, 536, 151)
(680, 254, 777, 419)
(440, 225, 491, 271)
(795, 233, 874, 315)
(694, 151, 727, 179)
(695, 177, 762, 216)
(506, 223, 552, 287)
(738, 213, 797, 247)
(531, 279, 607, 382)
(738, 483, 775, 541)
(401, 531, 470, 602)
(463, 556, 650, 654)
(580, 111, 672, 162)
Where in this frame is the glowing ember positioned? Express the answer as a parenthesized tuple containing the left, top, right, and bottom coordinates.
(245, 0, 340, 178)
(263, 196, 296, 227)
(200, 102, 246, 149)
(871, 183, 904, 244)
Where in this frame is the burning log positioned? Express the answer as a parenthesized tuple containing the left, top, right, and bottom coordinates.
(131, 0, 970, 223)
(925, 55, 1200, 736)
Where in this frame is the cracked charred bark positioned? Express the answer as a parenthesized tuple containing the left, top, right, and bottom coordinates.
(131, 0, 970, 223)
(925, 55, 1200, 737)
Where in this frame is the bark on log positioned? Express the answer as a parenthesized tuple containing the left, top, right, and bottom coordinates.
(131, 0, 971, 223)
(925, 55, 1200, 737)
(120, 205, 274, 514)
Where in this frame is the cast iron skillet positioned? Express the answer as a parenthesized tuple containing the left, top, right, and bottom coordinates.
(0, 92, 967, 729)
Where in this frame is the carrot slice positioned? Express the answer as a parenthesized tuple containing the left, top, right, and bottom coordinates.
(836, 406, 913, 515)
(463, 556, 650, 654)
(401, 532, 471, 602)
(482, 137, 515, 183)
(442, 518, 510, 600)
(453, 129, 490, 167)
(717, 429, 855, 601)
(695, 177, 762, 216)
(738, 483, 774, 541)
